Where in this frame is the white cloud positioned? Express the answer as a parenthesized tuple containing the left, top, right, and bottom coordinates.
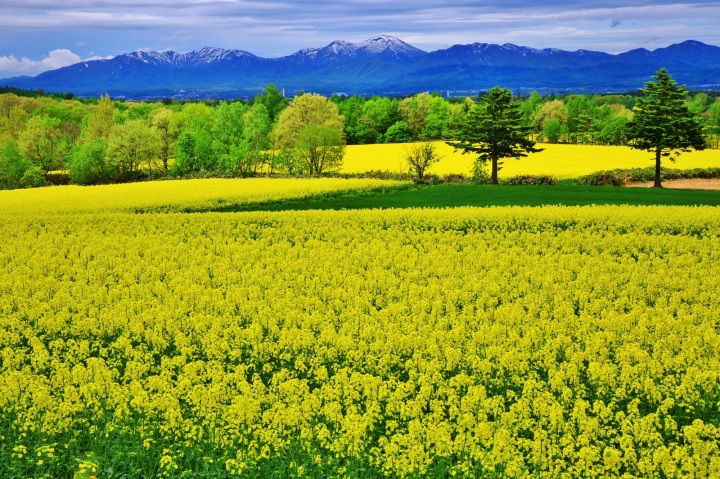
(0, 49, 81, 77)
(84, 54, 115, 61)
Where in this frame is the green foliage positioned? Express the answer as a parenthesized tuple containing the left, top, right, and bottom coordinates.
(171, 132, 197, 176)
(579, 166, 720, 186)
(211, 101, 249, 173)
(272, 94, 346, 175)
(85, 94, 115, 140)
(542, 118, 566, 143)
(273, 147, 306, 175)
(2, 86, 719, 190)
(253, 83, 287, 123)
(69, 139, 110, 185)
(296, 124, 345, 175)
(404, 141, 442, 180)
(705, 101, 720, 148)
(448, 86, 542, 184)
(360, 96, 399, 143)
(238, 103, 272, 174)
(0, 140, 27, 189)
(420, 95, 449, 140)
(384, 120, 412, 143)
(148, 108, 174, 171)
(627, 68, 707, 187)
(18, 114, 63, 173)
(595, 114, 629, 145)
(398, 92, 431, 139)
(19, 165, 48, 188)
(471, 158, 492, 184)
(106, 120, 161, 179)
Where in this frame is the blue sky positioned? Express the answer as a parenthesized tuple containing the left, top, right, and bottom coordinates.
(1, 1, 719, 77)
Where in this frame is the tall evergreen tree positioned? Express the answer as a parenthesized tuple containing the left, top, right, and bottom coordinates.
(447, 86, 541, 184)
(627, 68, 706, 188)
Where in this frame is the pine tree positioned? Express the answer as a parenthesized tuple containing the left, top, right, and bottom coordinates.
(447, 86, 541, 184)
(627, 68, 706, 188)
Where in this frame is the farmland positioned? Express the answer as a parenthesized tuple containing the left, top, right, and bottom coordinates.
(343, 142, 720, 178)
(2, 179, 720, 478)
(0, 178, 406, 214)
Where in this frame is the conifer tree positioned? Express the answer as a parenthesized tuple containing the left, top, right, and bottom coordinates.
(447, 86, 541, 184)
(627, 68, 705, 188)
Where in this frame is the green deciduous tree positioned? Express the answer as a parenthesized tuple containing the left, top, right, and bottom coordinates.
(106, 120, 161, 179)
(18, 115, 63, 174)
(69, 139, 109, 185)
(384, 121, 412, 144)
(533, 99, 568, 143)
(405, 141, 442, 180)
(212, 101, 248, 173)
(0, 140, 27, 189)
(240, 103, 273, 174)
(398, 92, 431, 140)
(271, 94, 345, 175)
(447, 86, 542, 184)
(85, 94, 115, 140)
(706, 101, 720, 148)
(254, 83, 287, 123)
(169, 103, 215, 175)
(148, 108, 175, 172)
(626, 68, 706, 188)
(542, 119, 565, 144)
(296, 124, 345, 175)
(358, 96, 398, 144)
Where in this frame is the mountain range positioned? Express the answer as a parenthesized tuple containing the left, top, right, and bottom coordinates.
(2, 35, 720, 99)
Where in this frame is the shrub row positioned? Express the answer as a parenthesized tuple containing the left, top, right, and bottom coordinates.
(579, 166, 720, 186)
(499, 175, 559, 185)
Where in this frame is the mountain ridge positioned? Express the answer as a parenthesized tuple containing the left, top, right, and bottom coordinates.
(2, 36, 719, 98)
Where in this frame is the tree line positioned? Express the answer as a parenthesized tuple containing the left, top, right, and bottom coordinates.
(1, 70, 717, 189)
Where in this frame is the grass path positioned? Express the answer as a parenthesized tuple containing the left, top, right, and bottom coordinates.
(209, 182, 720, 212)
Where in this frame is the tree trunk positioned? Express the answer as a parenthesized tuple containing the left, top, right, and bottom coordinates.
(653, 147, 663, 188)
(491, 157, 498, 184)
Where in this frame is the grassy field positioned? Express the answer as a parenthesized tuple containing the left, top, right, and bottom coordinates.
(343, 142, 720, 178)
(225, 182, 720, 211)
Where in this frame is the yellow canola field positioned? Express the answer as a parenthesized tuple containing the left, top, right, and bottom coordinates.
(0, 177, 404, 215)
(343, 142, 720, 178)
(1, 205, 719, 478)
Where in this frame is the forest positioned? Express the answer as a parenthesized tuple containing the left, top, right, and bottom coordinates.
(1, 83, 719, 189)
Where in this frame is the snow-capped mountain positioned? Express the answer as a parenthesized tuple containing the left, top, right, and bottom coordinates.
(286, 36, 426, 64)
(2, 36, 719, 98)
(94, 47, 261, 69)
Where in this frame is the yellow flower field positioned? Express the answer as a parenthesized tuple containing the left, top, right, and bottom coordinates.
(1, 179, 719, 478)
(0, 177, 404, 215)
(343, 142, 720, 178)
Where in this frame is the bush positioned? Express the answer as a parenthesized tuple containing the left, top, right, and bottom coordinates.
(471, 160, 491, 184)
(442, 173, 471, 183)
(579, 167, 720, 186)
(20, 166, 48, 188)
(500, 175, 558, 185)
(46, 172, 70, 185)
(578, 170, 630, 186)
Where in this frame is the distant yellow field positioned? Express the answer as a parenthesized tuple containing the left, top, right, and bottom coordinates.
(0, 178, 404, 215)
(343, 142, 719, 178)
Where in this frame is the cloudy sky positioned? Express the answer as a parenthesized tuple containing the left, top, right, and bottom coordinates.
(1, 1, 719, 77)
